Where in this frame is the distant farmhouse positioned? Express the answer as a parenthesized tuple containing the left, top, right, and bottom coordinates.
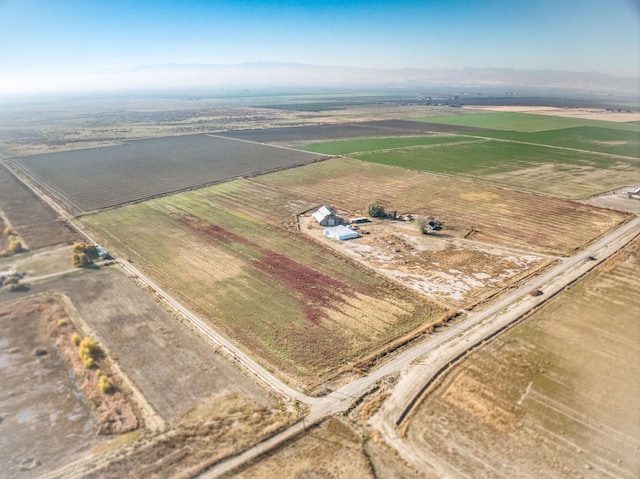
(312, 205, 340, 226)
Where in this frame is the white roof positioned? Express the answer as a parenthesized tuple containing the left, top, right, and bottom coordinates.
(323, 225, 359, 240)
(312, 205, 336, 223)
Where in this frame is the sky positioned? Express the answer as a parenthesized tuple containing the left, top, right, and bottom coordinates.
(0, 0, 638, 95)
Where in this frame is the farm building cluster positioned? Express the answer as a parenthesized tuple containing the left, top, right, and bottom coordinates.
(312, 205, 360, 241)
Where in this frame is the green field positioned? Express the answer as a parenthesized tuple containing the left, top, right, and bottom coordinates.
(462, 126, 640, 157)
(296, 122, 640, 198)
(418, 111, 640, 132)
(300, 135, 470, 155)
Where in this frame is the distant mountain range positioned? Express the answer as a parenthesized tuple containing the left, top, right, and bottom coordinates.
(126, 62, 638, 94)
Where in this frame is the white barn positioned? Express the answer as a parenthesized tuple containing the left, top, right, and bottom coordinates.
(312, 205, 340, 226)
(323, 225, 359, 241)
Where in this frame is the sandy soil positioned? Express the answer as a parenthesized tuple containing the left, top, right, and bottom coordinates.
(578, 188, 640, 214)
(301, 215, 553, 310)
(465, 105, 640, 122)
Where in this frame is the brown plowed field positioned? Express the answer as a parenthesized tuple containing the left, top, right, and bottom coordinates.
(404, 237, 640, 478)
(10, 134, 323, 213)
(0, 164, 77, 249)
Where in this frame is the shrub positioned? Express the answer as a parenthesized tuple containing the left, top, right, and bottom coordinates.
(366, 201, 386, 218)
(78, 336, 101, 369)
(57, 318, 67, 327)
(2, 226, 14, 236)
(71, 333, 81, 346)
(71, 243, 100, 267)
(98, 374, 113, 393)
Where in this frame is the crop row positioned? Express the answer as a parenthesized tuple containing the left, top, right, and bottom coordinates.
(11, 134, 323, 213)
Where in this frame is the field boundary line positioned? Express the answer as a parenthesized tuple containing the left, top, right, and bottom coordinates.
(393, 219, 640, 429)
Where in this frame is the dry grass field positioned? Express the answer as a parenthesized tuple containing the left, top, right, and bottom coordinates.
(404, 237, 640, 478)
(83, 190, 444, 391)
(254, 158, 629, 256)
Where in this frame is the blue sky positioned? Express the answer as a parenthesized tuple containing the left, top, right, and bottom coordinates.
(0, 0, 638, 94)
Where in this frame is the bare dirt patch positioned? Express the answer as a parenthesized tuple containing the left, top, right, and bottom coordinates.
(0, 296, 108, 478)
(579, 187, 640, 214)
(301, 215, 554, 309)
(404, 237, 640, 478)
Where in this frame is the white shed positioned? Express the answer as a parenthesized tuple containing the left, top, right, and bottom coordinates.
(312, 205, 340, 226)
(323, 225, 359, 241)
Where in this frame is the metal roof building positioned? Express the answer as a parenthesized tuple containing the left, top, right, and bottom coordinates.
(323, 225, 359, 241)
(312, 205, 340, 226)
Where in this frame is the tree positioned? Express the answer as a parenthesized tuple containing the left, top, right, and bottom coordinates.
(71, 242, 100, 266)
(366, 201, 386, 218)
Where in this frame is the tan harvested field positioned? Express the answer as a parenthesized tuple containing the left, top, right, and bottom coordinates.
(0, 296, 108, 478)
(301, 216, 554, 310)
(404, 237, 640, 478)
(254, 158, 629, 256)
(82, 186, 446, 391)
(467, 105, 640, 122)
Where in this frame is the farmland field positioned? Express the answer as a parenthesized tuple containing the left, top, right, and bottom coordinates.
(82, 187, 445, 391)
(464, 126, 640, 157)
(404, 236, 640, 478)
(0, 297, 108, 478)
(299, 126, 640, 199)
(82, 157, 627, 389)
(0, 164, 78, 249)
(419, 111, 640, 132)
(251, 158, 628, 255)
(10, 134, 324, 213)
(215, 119, 488, 144)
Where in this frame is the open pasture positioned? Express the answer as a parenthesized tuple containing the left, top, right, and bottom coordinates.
(83, 190, 443, 390)
(404, 237, 640, 478)
(254, 158, 628, 256)
(420, 111, 640, 132)
(10, 134, 323, 213)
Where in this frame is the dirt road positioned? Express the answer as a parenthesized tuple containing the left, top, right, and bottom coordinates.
(200, 216, 640, 477)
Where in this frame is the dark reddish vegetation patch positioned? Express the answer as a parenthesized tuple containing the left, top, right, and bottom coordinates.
(178, 214, 351, 324)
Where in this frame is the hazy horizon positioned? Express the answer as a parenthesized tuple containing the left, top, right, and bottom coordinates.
(1, 0, 638, 96)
